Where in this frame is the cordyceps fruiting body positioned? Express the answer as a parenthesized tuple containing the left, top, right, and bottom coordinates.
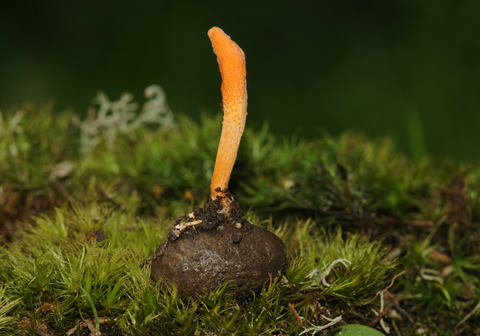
(142, 27, 287, 299)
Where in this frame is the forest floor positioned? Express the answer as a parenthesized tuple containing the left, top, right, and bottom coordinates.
(1, 98, 479, 335)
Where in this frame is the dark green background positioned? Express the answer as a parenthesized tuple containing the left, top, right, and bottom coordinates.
(1, 1, 479, 163)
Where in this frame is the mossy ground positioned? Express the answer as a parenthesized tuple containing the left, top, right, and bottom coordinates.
(1, 101, 480, 335)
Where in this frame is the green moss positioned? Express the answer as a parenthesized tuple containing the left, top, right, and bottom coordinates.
(1, 103, 479, 334)
(0, 203, 396, 335)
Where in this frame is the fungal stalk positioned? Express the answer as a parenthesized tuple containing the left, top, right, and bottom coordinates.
(145, 27, 287, 300)
(208, 27, 247, 217)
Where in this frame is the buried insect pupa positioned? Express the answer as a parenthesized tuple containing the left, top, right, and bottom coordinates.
(145, 27, 286, 299)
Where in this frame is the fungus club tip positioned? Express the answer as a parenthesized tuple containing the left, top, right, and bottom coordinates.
(208, 27, 248, 215)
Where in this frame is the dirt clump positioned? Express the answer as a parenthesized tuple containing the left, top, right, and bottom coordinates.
(145, 196, 287, 299)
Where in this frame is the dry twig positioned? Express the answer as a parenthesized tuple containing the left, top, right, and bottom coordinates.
(289, 303, 303, 326)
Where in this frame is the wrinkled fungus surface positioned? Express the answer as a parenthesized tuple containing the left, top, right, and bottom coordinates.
(148, 196, 287, 299)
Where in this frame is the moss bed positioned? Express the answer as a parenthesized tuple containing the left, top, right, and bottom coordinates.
(1, 98, 479, 335)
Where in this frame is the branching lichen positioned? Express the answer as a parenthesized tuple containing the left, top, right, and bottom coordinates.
(0, 109, 24, 158)
(77, 84, 175, 156)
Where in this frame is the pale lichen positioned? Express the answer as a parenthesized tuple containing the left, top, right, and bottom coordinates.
(307, 258, 352, 287)
(77, 84, 175, 156)
(0, 109, 25, 158)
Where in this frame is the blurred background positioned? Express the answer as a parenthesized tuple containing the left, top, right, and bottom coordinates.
(1, 0, 479, 163)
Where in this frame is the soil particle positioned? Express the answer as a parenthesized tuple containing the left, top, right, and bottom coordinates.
(148, 193, 287, 299)
(94, 230, 107, 242)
